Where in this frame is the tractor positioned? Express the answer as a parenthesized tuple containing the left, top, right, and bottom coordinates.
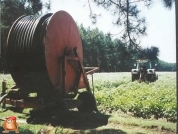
(131, 59, 158, 82)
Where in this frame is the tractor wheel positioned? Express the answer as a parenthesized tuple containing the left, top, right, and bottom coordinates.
(150, 75, 156, 82)
(156, 74, 158, 80)
(77, 91, 97, 113)
(132, 75, 135, 82)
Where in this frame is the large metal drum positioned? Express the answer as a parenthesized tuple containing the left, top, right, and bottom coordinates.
(7, 11, 84, 94)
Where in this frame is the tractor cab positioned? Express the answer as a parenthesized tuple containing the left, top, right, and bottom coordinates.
(134, 60, 152, 70)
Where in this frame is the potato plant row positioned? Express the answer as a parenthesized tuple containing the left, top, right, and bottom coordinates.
(88, 72, 176, 122)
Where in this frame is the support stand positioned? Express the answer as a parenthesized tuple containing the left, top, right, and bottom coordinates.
(0, 47, 99, 109)
(1, 80, 7, 108)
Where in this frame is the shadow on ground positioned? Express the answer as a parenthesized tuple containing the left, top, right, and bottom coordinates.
(6, 107, 25, 113)
(26, 109, 111, 130)
(0, 126, 34, 134)
(70, 129, 127, 134)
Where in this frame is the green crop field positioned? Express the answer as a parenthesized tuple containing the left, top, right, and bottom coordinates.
(88, 72, 176, 122)
(0, 72, 176, 134)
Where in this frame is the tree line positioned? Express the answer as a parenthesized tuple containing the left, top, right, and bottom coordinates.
(79, 25, 176, 72)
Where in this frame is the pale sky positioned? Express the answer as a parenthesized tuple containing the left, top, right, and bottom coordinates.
(42, 0, 176, 63)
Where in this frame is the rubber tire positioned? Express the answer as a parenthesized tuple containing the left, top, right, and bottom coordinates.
(77, 91, 97, 113)
(150, 75, 156, 82)
(156, 74, 158, 80)
(132, 75, 135, 82)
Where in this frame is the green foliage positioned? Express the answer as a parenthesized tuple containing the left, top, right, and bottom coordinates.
(138, 46, 160, 61)
(89, 72, 176, 122)
(79, 25, 137, 72)
(79, 25, 174, 72)
(157, 59, 176, 71)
